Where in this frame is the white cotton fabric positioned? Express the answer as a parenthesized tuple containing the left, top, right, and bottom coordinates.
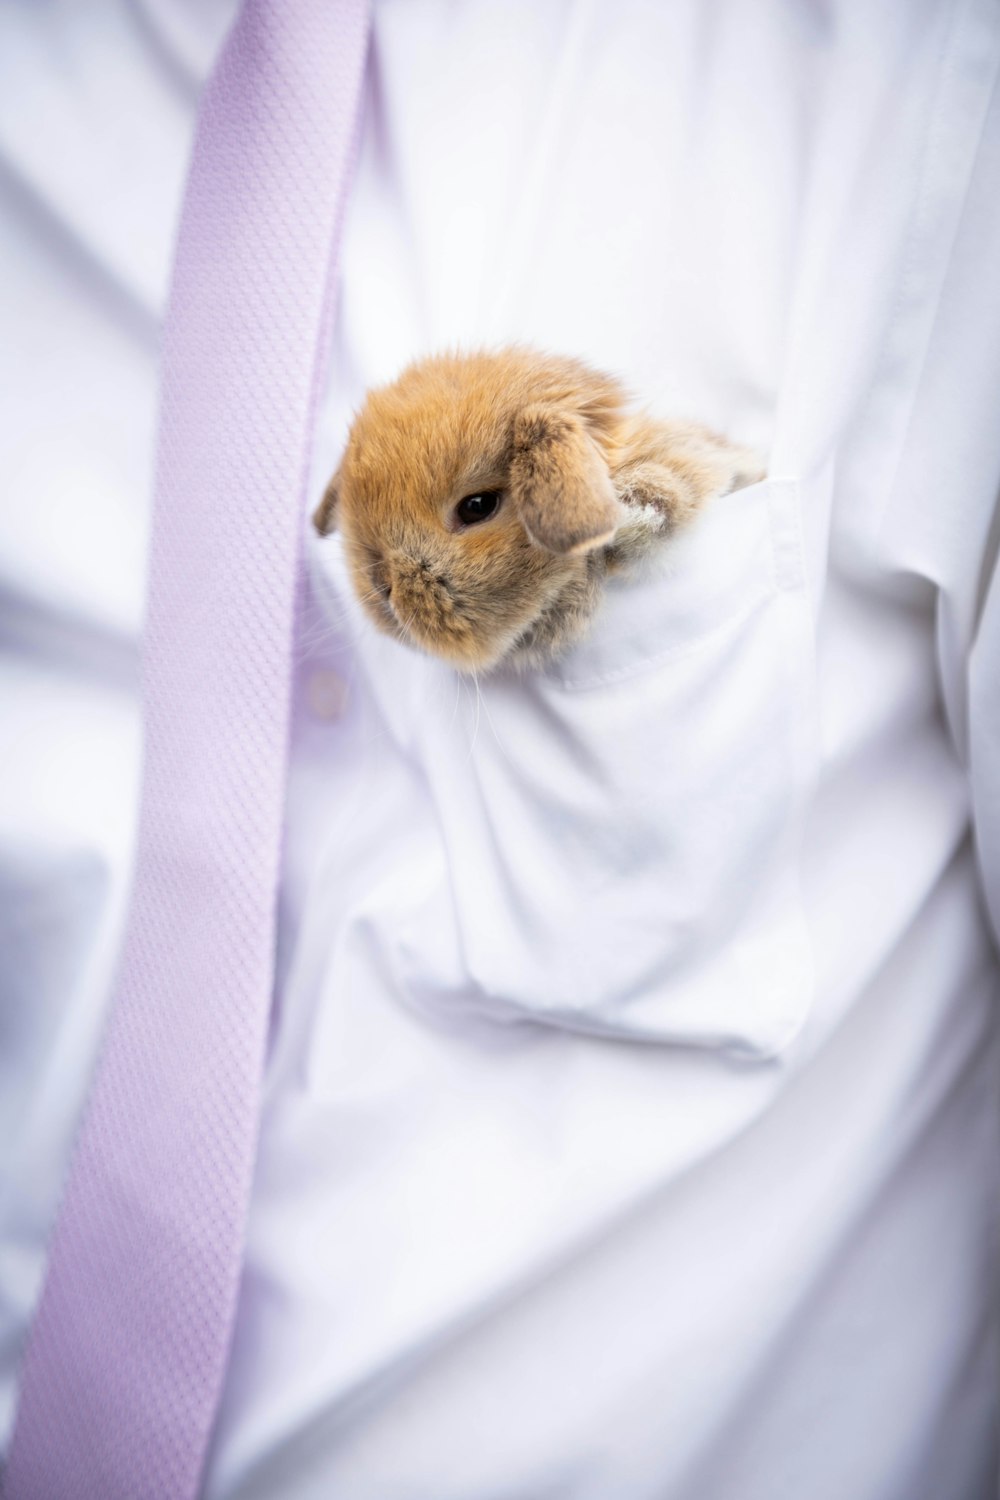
(311, 477, 816, 1059)
(1, 3, 999, 1498)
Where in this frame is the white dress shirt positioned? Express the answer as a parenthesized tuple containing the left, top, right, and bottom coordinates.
(1, 3, 999, 1497)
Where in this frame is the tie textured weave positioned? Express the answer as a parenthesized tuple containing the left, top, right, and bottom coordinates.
(3, 3, 370, 1496)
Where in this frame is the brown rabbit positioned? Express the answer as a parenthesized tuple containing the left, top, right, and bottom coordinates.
(313, 348, 763, 672)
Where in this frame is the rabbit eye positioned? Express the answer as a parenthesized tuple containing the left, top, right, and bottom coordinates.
(455, 491, 502, 526)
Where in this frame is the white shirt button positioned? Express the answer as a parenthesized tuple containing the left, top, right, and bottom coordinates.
(306, 668, 348, 722)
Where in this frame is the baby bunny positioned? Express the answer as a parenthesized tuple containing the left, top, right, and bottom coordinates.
(314, 348, 763, 672)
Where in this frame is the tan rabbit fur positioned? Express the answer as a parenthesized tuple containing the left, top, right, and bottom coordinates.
(314, 348, 763, 672)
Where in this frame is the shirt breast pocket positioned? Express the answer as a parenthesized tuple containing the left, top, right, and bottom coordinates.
(386, 477, 818, 1061)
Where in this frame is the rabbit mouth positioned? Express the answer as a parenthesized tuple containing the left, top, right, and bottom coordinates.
(376, 560, 481, 659)
(383, 580, 528, 672)
(390, 559, 463, 620)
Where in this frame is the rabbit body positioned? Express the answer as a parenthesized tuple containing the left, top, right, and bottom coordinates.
(314, 348, 763, 671)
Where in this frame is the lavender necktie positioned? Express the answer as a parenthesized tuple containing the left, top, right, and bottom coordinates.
(3, 3, 370, 1496)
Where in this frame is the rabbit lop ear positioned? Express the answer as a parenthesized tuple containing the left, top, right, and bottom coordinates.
(509, 405, 624, 555)
(312, 466, 341, 535)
